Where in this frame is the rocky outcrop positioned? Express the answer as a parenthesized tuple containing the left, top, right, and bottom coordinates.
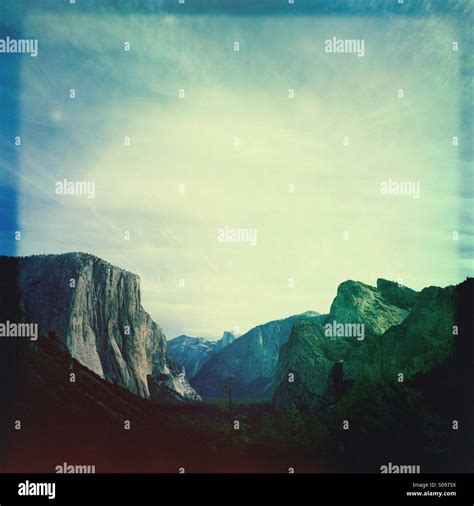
(371, 283, 457, 383)
(168, 331, 236, 380)
(214, 331, 236, 352)
(272, 278, 468, 412)
(168, 336, 215, 380)
(0, 253, 200, 402)
(191, 311, 322, 400)
(329, 278, 418, 337)
(375, 278, 419, 311)
(190, 279, 418, 402)
(273, 321, 343, 411)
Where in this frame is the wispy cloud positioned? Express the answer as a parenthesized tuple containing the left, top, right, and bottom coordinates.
(3, 7, 468, 338)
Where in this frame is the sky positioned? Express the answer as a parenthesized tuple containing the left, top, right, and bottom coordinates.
(1, 1, 472, 339)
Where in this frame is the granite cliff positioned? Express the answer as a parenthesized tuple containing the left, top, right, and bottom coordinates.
(191, 311, 322, 399)
(0, 253, 200, 402)
(273, 278, 468, 411)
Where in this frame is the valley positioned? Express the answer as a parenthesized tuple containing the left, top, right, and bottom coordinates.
(0, 253, 472, 474)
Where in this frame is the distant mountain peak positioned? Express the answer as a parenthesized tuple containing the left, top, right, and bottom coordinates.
(301, 310, 320, 317)
(168, 330, 237, 380)
(191, 310, 324, 400)
(214, 330, 237, 351)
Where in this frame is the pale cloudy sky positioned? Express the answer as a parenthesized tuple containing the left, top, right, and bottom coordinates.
(3, 3, 471, 338)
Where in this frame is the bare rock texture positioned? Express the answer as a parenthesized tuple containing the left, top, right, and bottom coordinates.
(272, 278, 471, 412)
(191, 311, 323, 400)
(0, 253, 200, 402)
(168, 331, 237, 380)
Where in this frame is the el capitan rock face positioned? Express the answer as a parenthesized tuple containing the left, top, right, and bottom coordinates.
(191, 311, 322, 400)
(168, 331, 236, 380)
(0, 253, 200, 402)
(2, 252, 466, 416)
(272, 278, 468, 412)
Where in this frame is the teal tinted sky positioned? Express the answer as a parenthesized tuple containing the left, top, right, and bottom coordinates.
(3, 2, 472, 338)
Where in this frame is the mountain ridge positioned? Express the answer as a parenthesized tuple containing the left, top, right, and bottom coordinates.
(191, 311, 324, 399)
(273, 278, 470, 412)
(168, 331, 237, 379)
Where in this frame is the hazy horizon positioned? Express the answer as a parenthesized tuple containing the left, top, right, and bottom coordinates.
(1, 4, 471, 339)
(2, 247, 470, 341)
